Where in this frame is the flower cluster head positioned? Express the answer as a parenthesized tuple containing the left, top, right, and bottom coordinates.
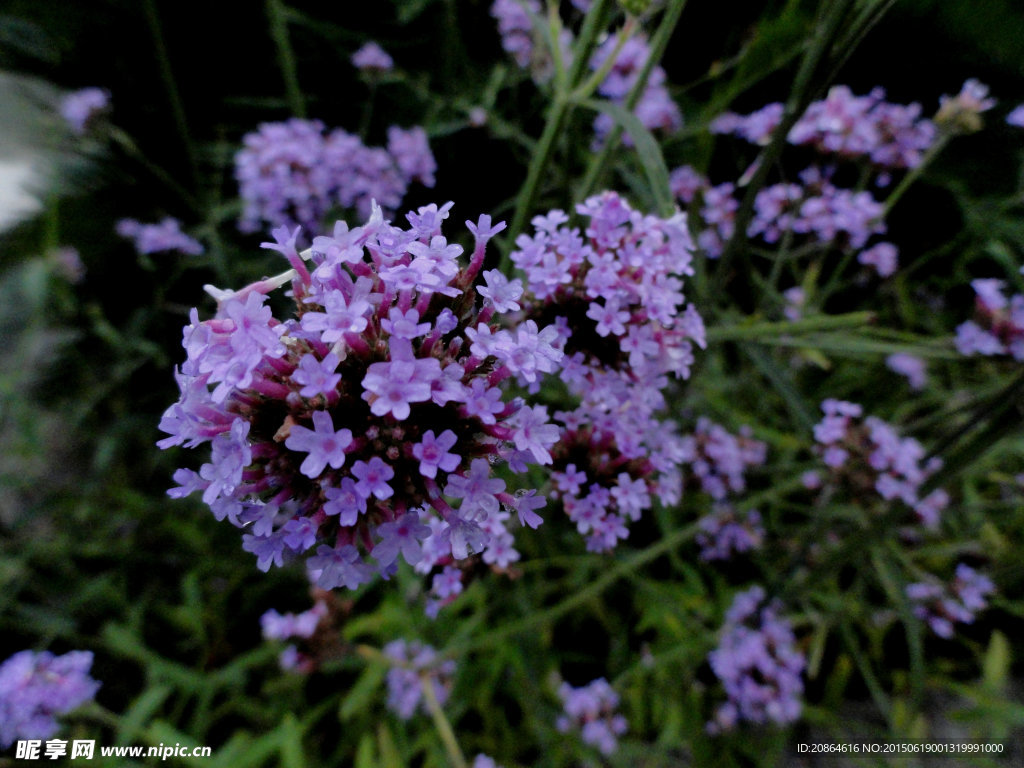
(60, 87, 110, 135)
(680, 418, 767, 501)
(906, 564, 995, 639)
(805, 399, 948, 527)
(116, 217, 204, 256)
(511, 192, 703, 550)
(707, 586, 805, 734)
(556, 677, 628, 755)
(383, 640, 455, 720)
(160, 202, 563, 592)
(234, 119, 435, 234)
(936, 78, 996, 134)
(351, 41, 394, 72)
(697, 504, 764, 562)
(954, 277, 1024, 361)
(712, 86, 936, 171)
(0, 650, 101, 749)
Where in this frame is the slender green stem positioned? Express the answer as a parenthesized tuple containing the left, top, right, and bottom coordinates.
(445, 522, 699, 656)
(266, 0, 306, 118)
(705, 310, 875, 342)
(577, 0, 688, 199)
(507, 0, 614, 246)
(108, 127, 199, 212)
(141, 0, 200, 190)
(882, 135, 950, 217)
(713, 0, 855, 296)
(420, 671, 468, 768)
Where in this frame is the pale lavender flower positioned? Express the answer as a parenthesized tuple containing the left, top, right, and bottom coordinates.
(116, 217, 204, 255)
(352, 41, 394, 72)
(383, 640, 456, 720)
(1007, 105, 1024, 127)
(60, 87, 109, 134)
(886, 353, 927, 390)
(858, 241, 898, 277)
(907, 565, 995, 638)
(556, 678, 627, 755)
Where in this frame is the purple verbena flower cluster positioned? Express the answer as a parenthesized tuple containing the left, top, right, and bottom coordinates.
(707, 586, 804, 734)
(954, 277, 1024, 360)
(555, 677, 628, 755)
(59, 87, 110, 135)
(116, 217, 204, 256)
(712, 86, 936, 170)
(160, 202, 564, 591)
(697, 504, 765, 562)
(235, 119, 435, 234)
(906, 564, 995, 639)
(490, 0, 543, 70)
(0, 650, 100, 748)
(511, 192, 703, 550)
(383, 640, 456, 720)
(680, 418, 767, 501)
(806, 399, 948, 527)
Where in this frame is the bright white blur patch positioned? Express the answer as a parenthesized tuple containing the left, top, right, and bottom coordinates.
(0, 157, 41, 231)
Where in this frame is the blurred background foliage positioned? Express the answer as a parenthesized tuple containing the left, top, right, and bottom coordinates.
(1, 0, 1024, 766)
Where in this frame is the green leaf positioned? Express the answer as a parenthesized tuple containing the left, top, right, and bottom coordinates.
(581, 99, 675, 217)
(982, 630, 1011, 694)
(339, 662, 387, 721)
(279, 714, 306, 768)
(115, 685, 173, 746)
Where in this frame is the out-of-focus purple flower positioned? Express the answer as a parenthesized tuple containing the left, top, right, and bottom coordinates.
(858, 241, 898, 277)
(556, 678, 627, 755)
(235, 119, 435, 233)
(680, 419, 767, 501)
(383, 640, 456, 720)
(1007, 105, 1024, 127)
(352, 41, 394, 72)
(810, 399, 948, 527)
(47, 246, 85, 283)
(260, 599, 328, 641)
(886, 353, 927, 391)
(697, 505, 764, 561)
(116, 217, 204, 255)
(60, 87, 109, 134)
(491, 0, 543, 70)
(0, 650, 100, 748)
(954, 278, 1024, 361)
(936, 79, 996, 133)
(783, 286, 805, 321)
(160, 203, 562, 590)
(707, 586, 804, 733)
(907, 564, 995, 638)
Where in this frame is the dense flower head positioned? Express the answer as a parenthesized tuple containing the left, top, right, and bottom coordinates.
(234, 119, 435, 234)
(680, 419, 767, 501)
(707, 586, 805, 733)
(697, 504, 764, 561)
(511, 192, 702, 550)
(954, 278, 1024, 361)
(116, 217, 204, 256)
(906, 564, 995, 638)
(556, 677, 627, 755)
(712, 86, 936, 170)
(60, 87, 110, 135)
(0, 650, 100, 748)
(383, 640, 456, 720)
(351, 41, 394, 72)
(160, 203, 564, 591)
(806, 399, 948, 527)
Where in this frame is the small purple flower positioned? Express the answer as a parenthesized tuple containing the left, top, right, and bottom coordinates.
(308, 544, 373, 590)
(1007, 104, 1024, 127)
(858, 241, 898, 277)
(352, 41, 394, 72)
(556, 678, 627, 755)
(412, 429, 460, 479)
(116, 217, 204, 255)
(383, 640, 456, 720)
(293, 352, 341, 398)
(351, 457, 395, 500)
(886, 353, 927, 390)
(60, 87, 109, 134)
(284, 410, 354, 478)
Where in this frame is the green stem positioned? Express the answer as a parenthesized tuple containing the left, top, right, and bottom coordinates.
(266, 0, 306, 118)
(419, 671, 468, 768)
(108, 127, 199, 212)
(713, 0, 855, 296)
(705, 310, 875, 342)
(577, 0, 688, 199)
(882, 135, 950, 217)
(141, 0, 200, 190)
(445, 522, 699, 657)
(507, 0, 614, 246)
